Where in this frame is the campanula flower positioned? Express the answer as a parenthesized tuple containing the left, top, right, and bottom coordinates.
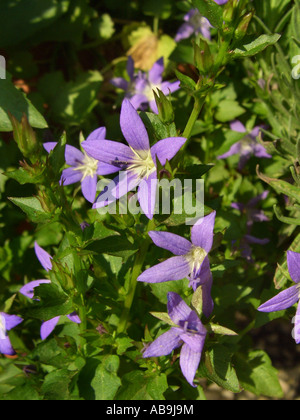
(82, 98, 186, 219)
(111, 57, 180, 114)
(0, 312, 23, 355)
(138, 211, 216, 316)
(44, 127, 118, 203)
(19, 242, 81, 340)
(175, 1, 228, 42)
(217, 120, 271, 170)
(258, 251, 300, 344)
(143, 292, 207, 387)
(232, 191, 270, 262)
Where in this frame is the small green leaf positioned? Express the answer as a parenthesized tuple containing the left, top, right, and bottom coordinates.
(91, 355, 121, 400)
(8, 196, 50, 223)
(191, 0, 223, 28)
(233, 34, 281, 58)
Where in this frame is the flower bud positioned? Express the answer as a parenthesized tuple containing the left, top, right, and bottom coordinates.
(153, 89, 174, 124)
(234, 11, 254, 41)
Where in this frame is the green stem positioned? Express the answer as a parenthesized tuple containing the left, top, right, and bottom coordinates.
(117, 219, 155, 333)
(153, 16, 159, 36)
(182, 95, 206, 141)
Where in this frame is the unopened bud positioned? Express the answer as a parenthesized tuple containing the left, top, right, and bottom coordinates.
(234, 11, 254, 41)
(9, 113, 39, 161)
(194, 39, 214, 75)
(153, 89, 174, 124)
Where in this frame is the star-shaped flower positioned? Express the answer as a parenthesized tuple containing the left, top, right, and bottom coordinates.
(0, 312, 23, 355)
(258, 251, 300, 344)
(217, 120, 271, 170)
(111, 57, 180, 114)
(44, 127, 118, 203)
(19, 242, 81, 340)
(82, 98, 187, 219)
(138, 211, 216, 316)
(143, 292, 207, 387)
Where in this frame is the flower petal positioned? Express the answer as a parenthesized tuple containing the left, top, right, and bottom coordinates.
(217, 142, 242, 159)
(137, 256, 190, 284)
(34, 242, 53, 271)
(179, 343, 202, 387)
(167, 292, 193, 325)
(287, 251, 300, 284)
(85, 127, 107, 142)
(230, 120, 246, 133)
(110, 77, 128, 91)
(293, 303, 300, 344)
(67, 312, 81, 324)
(64, 145, 85, 166)
(120, 98, 150, 152)
(137, 172, 157, 220)
(2, 313, 23, 331)
(81, 175, 97, 203)
(0, 336, 15, 355)
(151, 137, 187, 166)
(82, 139, 134, 166)
(40, 317, 60, 340)
(148, 231, 192, 256)
(19, 280, 51, 299)
(61, 168, 82, 186)
(43, 142, 57, 153)
(258, 285, 299, 312)
(143, 329, 182, 358)
(148, 57, 164, 85)
(191, 211, 216, 252)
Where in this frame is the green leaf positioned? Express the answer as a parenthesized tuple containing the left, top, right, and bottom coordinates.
(175, 70, 196, 93)
(234, 350, 283, 398)
(215, 100, 245, 123)
(91, 355, 121, 400)
(8, 196, 50, 223)
(199, 345, 241, 393)
(257, 167, 300, 204)
(0, 0, 70, 48)
(143, 0, 173, 19)
(27, 283, 73, 321)
(0, 77, 48, 132)
(233, 34, 281, 58)
(41, 369, 71, 400)
(85, 234, 138, 258)
(149, 312, 177, 327)
(191, 0, 223, 28)
(115, 371, 168, 400)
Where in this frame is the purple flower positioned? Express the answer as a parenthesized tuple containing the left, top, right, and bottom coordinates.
(232, 191, 269, 230)
(175, 9, 213, 42)
(82, 99, 187, 219)
(0, 312, 23, 355)
(143, 292, 207, 387)
(19, 243, 81, 340)
(44, 127, 118, 203)
(231, 192, 270, 262)
(34, 241, 53, 272)
(258, 251, 300, 344)
(217, 120, 272, 170)
(138, 211, 216, 317)
(111, 57, 180, 114)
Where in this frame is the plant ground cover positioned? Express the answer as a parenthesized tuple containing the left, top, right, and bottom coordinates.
(0, 0, 300, 401)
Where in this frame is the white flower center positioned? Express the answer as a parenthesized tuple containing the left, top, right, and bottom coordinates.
(143, 83, 161, 102)
(0, 314, 6, 340)
(127, 147, 156, 180)
(76, 153, 99, 180)
(190, 11, 206, 29)
(185, 245, 207, 278)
